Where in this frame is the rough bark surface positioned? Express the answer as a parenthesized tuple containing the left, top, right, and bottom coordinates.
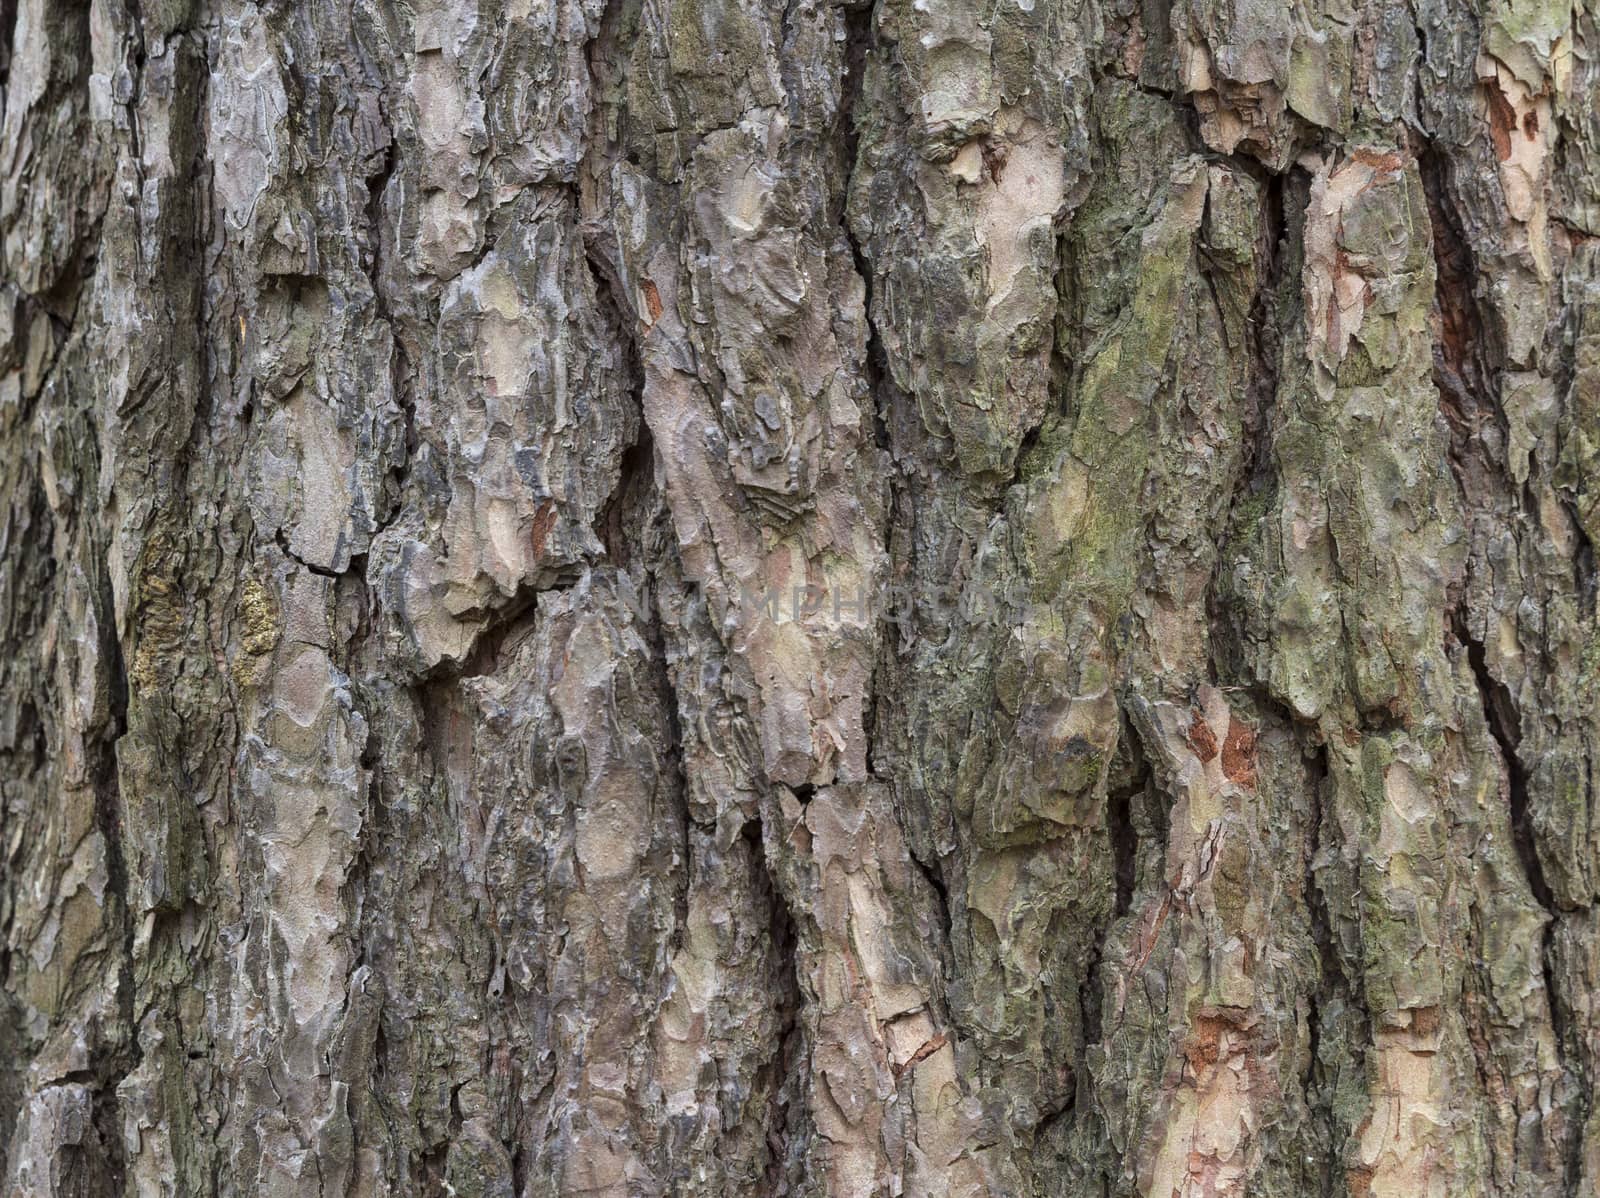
(2, 0, 1599, 1194)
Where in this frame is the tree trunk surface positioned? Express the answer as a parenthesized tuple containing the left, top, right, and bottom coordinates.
(3, 0, 1599, 1193)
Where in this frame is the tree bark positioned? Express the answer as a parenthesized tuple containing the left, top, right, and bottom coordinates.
(2, 0, 1599, 1193)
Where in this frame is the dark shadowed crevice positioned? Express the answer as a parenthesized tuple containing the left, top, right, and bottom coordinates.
(448, 585, 547, 680)
(360, 124, 419, 525)
(1076, 710, 1152, 1113)
(580, 213, 652, 564)
(643, 544, 695, 944)
(1240, 167, 1288, 493)
(1209, 158, 1295, 578)
(1299, 735, 1357, 1198)
(908, 844, 954, 946)
(838, 3, 873, 182)
(1419, 144, 1509, 503)
(510, 1144, 527, 1197)
(362, 137, 396, 314)
(1104, 714, 1151, 920)
(348, 711, 386, 987)
(1453, 603, 1580, 1187)
(1549, 930, 1587, 1198)
(744, 819, 806, 1196)
(1075, 930, 1106, 1103)
(1202, 164, 1296, 706)
(1453, 607, 1552, 911)
(273, 528, 353, 579)
(153, 42, 217, 509)
(88, 562, 133, 1198)
(1008, 159, 1075, 496)
(837, 2, 901, 786)
(576, 35, 656, 569)
(1424, 131, 1585, 1193)
(838, 1, 888, 461)
(1106, 779, 1141, 921)
(594, 422, 656, 569)
(419, 1079, 470, 1191)
(0, 475, 55, 1159)
(0, 0, 16, 122)
(1452, 606, 1584, 1192)
(1575, 541, 1597, 624)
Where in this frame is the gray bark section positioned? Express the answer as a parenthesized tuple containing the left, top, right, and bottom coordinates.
(1, 0, 1598, 1194)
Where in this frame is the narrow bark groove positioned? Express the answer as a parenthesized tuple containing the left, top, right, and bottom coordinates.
(1457, 607, 1552, 911)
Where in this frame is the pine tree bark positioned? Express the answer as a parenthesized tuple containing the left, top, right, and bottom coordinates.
(3, 0, 1599, 1193)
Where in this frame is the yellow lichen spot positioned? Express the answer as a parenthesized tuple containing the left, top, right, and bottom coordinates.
(127, 535, 184, 696)
(239, 577, 281, 657)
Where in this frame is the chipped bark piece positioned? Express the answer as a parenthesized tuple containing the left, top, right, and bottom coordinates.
(1189, 711, 1221, 763)
(892, 1032, 950, 1080)
(640, 278, 663, 328)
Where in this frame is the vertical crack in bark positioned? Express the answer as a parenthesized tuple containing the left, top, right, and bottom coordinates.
(1574, 539, 1596, 625)
(176, 49, 215, 484)
(578, 0, 652, 567)
(1107, 761, 1144, 921)
(361, 126, 395, 316)
(1455, 613, 1545, 909)
(360, 125, 416, 524)
(1113, 777, 1139, 914)
(909, 845, 953, 945)
(1240, 167, 1287, 496)
(119, 0, 150, 232)
(643, 537, 695, 949)
(1198, 152, 1365, 1190)
(1420, 144, 1504, 502)
(0, 468, 52, 1155)
(1453, 604, 1557, 909)
(746, 818, 804, 1196)
(0, 0, 16, 118)
(583, 236, 650, 565)
(1077, 712, 1151, 1111)
(1075, 931, 1106, 1109)
(1206, 158, 1291, 591)
(1419, 126, 1587, 1189)
(1203, 163, 1291, 694)
(1425, 141, 1554, 923)
(1300, 736, 1354, 1198)
(837, 0, 899, 791)
(90, 563, 133, 1196)
(1453, 604, 1579, 1192)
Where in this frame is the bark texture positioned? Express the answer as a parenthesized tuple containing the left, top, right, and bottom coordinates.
(2, 0, 1599, 1194)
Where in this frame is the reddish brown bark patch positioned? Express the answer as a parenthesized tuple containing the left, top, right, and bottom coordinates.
(530, 500, 558, 559)
(641, 278, 664, 328)
(1188, 712, 1219, 762)
(1180, 1009, 1260, 1071)
(1221, 718, 1256, 788)
(1349, 147, 1404, 172)
(1485, 79, 1517, 161)
(1405, 1005, 1441, 1038)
